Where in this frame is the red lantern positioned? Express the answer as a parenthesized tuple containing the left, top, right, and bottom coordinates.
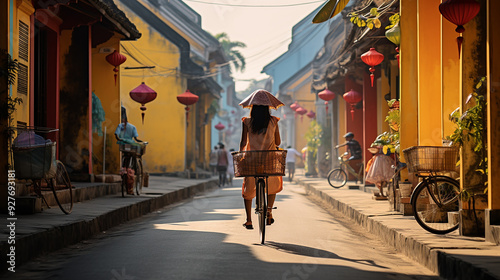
(105, 50, 127, 85)
(176, 89, 199, 124)
(343, 89, 362, 120)
(306, 110, 316, 119)
(318, 88, 335, 113)
(439, 0, 480, 58)
(361, 48, 384, 87)
(129, 82, 157, 124)
(215, 122, 225, 131)
(296, 106, 307, 122)
(290, 101, 300, 118)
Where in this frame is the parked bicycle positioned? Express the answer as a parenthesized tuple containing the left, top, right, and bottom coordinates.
(11, 127, 73, 214)
(232, 150, 287, 244)
(385, 152, 407, 210)
(327, 150, 364, 188)
(120, 142, 148, 197)
(404, 146, 460, 234)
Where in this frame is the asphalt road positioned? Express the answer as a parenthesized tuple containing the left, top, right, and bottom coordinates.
(7, 178, 441, 280)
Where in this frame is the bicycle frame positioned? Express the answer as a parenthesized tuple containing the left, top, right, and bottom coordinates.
(339, 157, 364, 182)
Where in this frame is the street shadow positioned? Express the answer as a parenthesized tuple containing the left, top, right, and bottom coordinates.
(264, 241, 388, 269)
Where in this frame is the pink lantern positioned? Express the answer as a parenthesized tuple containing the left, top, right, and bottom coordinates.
(306, 110, 316, 119)
(105, 50, 126, 85)
(296, 106, 307, 122)
(215, 122, 225, 131)
(177, 89, 199, 122)
(129, 82, 157, 124)
(290, 101, 300, 118)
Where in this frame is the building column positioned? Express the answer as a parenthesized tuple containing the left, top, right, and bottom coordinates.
(486, 0, 500, 243)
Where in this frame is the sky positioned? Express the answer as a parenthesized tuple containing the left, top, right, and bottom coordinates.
(183, 0, 326, 91)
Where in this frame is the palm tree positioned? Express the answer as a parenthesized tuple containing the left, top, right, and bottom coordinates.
(215, 32, 246, 73)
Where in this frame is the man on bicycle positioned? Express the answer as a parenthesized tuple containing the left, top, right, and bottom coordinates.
(336, 132, 362, 179)
(115, 113, 144, 194)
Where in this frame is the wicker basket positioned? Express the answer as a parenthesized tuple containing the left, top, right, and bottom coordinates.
(232, 150, 287, 177)
(119, 143, 146, 156)
(403, 146, 459, 173)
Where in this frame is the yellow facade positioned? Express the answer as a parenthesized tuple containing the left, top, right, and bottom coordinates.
(115, 3, 187, 173)
(91, 39, 122, 174)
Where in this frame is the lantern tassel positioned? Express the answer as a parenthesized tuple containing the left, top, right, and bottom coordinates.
(350, 107, 355, 120)
(141, 112, 145, 124)
(457, 36, 463, 58)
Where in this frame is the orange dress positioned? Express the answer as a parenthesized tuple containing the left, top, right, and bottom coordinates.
(241, 116, 283, 199)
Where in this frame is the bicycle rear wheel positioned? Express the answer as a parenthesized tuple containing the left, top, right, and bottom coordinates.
(51, 160, 73, 214)
(135, 158, 143, 195)
(256, 178, 267, 244)
(411, 176, 460, 234)
(327, 169, 347, 188)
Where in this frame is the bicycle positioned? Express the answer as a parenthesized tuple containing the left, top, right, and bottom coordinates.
(404, 146, 460, 234)
(120, 142, 148, 197)
(385, 152, 407, 211)
(11, 127, 73, 214)
(327, 151, 364, 188)
(232, 150, 287, 244)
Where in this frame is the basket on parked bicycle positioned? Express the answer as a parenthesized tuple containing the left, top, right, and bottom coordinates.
(232, 150, 287, 177)
(119, 143, 146, 156)
(403, 146, 459, 174)
(12, 127, 57, 180)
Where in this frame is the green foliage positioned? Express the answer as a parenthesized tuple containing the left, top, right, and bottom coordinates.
(305, 120, 322, 174)
(448, 77, 488, 195)
(349, 10, 399, 30)
(215, 32, 247, 73)
(372, 99, 400, 154)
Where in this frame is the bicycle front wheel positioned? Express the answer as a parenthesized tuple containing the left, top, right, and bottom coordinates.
(52, 160, 73, 214)
(256, 179, 267, 244)
(327, 169, 347, 188)
(411, 176, 460, 234)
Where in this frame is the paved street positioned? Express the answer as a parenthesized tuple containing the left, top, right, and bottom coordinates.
(5, 178, 440, 280)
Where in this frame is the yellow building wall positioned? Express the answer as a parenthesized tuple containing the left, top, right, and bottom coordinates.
(91, 39, 122, 175)
(399, 0, 418, 163)
(116, 6, 187, 173)
(418, 0, 442, 146)
(441, 18, 460, 139)
(293, 80, 316, 155)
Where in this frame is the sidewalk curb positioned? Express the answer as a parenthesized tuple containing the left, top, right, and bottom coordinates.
(296, 178, 498, 280)
(1, 178, 218, 271)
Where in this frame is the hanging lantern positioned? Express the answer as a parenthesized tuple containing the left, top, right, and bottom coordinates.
(343, 89, 362, 120)
(306, 110, 316, 119)
(318, 88, 335, 113)
(176, 89, 199, 125)
(361, 48, 384, 87)
(439, 0, 480, 58)
(129, 82, 157, 124)
(296, 106, 307, 122)
(105, 50, 127, 86)
(215, 122, 225, 131)
(385, 23, 401, 65)
(290, 101, 300, 118)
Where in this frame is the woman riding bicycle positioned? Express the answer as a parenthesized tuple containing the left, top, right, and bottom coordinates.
(115, 112, 144, 195)
(239, 89, 284, 230)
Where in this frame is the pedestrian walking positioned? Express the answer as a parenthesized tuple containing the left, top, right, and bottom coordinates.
(217, 143, 229, 187)
(209, 146, 218, 176)
(285, 146, 302, 181)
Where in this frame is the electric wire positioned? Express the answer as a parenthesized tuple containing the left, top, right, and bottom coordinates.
(184, 0, 324, 8)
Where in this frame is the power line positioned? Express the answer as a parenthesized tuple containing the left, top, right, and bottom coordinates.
(184, 0, 324, 8)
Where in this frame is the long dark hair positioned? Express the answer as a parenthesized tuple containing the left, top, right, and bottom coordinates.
(250, 105, 271, 134)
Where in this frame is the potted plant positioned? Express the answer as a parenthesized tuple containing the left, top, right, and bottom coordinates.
(447, 77, 487, 236)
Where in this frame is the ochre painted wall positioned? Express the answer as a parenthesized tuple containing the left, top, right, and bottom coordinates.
(117, 8, 186, 173)
(91, 39, 122, 175)
(418, 0, 442, 146)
